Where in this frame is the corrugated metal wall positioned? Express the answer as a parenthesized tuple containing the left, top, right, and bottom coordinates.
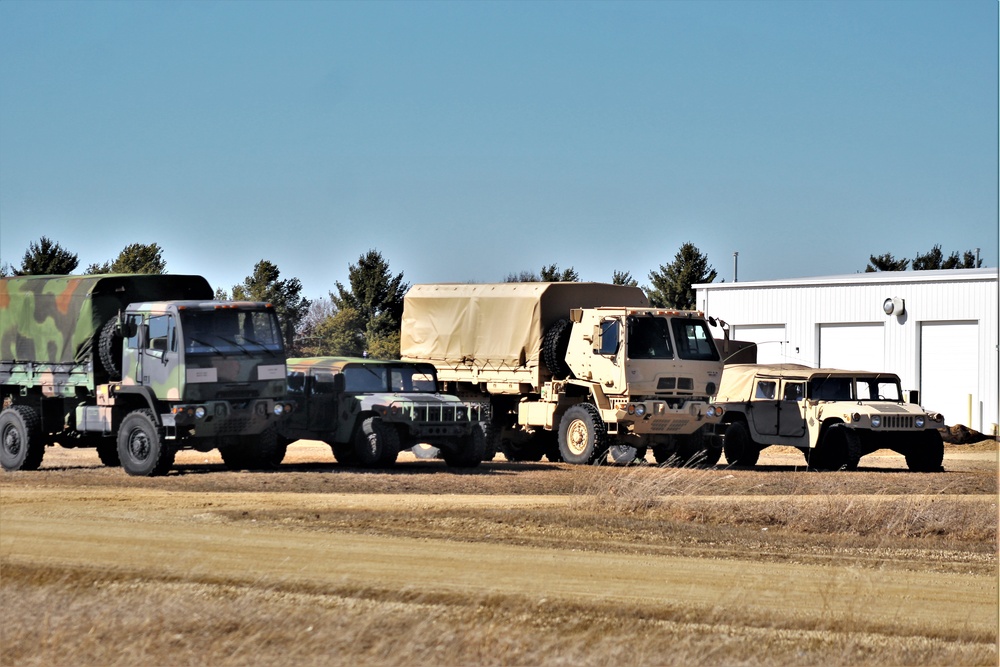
(696, 269, 998, 434)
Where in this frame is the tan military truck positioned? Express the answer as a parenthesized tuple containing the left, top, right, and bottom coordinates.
(400, 283, 725, 465)
(713, 364, 945, 471)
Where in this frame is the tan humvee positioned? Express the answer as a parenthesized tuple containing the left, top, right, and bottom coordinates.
(713, 364, 945, 471)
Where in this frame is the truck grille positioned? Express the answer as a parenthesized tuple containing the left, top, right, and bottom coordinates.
(880, 415, 916, 429)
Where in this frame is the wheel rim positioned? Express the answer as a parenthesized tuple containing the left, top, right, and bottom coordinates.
(127, 428, 151, 462)
(566, 419, 590, 456)
(3, 425, 21, 457)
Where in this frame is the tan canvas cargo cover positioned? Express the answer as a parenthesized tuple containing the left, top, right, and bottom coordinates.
(401, 282, 649, 369)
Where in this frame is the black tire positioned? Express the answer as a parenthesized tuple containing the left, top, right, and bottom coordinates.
(481, 420, 502, 461)
(809, 423, 860, 471)
(673, 428, 721, 468)
(723, 422, 760, 468)
(221, 427, 287, 471)
(353, 416, 401, 468)
(98, 318, 124, 382)
(443, 423, 487, 468)
(558, 403, 608, 465)
(500, 437, 545, 462)
(117, 409, 174, 477)
(651, 439, 673, 464)
(905, 429, 944, 472)
(96, 439, 121, 467)
(330, 440, 359, 466)
(0, 405, 45, 471)
(541, 319, 573, 380)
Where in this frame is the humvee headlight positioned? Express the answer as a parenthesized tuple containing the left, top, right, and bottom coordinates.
(915, 416, 925, 428)
(273, 403, 284, 416)
(195, 406, 207, 419)
(870, 415, 881, 428)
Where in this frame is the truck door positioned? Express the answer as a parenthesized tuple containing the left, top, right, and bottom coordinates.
(777, 381, 807, 437)
(140, 314, 182, 396)
(591, 317, 626, 394)
(308, 370, 340, 434)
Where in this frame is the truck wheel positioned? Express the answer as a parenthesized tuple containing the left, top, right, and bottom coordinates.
(222, 427, 287, 471)
(443, 423, 487, 468)
(0, 405, 45, 472)
(723, 422, 760, 468)
(99, 318, 124, 381)
(500, 438, 544, 462)
(558, 404, 608, 465)
(809, 424, 860, 471)
(481, 421, 502, 461)
(96, 439, 121, 467)
(542, 319, 573, 380)
(673, 428, 721, 468)
(651, 439, 673, 464)
(905, 430, 944, 472)
(118, 409, 174, 477)
(353, 416, 400, 468)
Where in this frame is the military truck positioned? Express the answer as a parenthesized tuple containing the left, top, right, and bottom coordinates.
(277, 357, 487, 468)
(713, 364, 945, 471)
(400, 283, 726, 465)
(0, 274, 292, 476)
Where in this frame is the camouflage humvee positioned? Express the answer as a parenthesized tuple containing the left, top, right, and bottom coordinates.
(713, 364, 945, 471)
(1, 275, 291, 476)
(278, 357, 488, 468)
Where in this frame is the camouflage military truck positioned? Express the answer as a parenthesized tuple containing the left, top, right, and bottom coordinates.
(277, 357, 487, 468)
(713, 364, 945, 472)
(0, 274, 292, 476)
(400, 283, 726, 466)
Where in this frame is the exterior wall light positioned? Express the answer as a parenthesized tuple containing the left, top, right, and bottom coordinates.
(883, 297, 905, 316)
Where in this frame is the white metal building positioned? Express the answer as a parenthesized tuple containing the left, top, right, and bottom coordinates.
(695, 268, 998, 435)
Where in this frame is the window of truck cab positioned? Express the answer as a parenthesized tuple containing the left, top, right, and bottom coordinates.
(670, 319, 720, 361)
(626, 316, 672, 359)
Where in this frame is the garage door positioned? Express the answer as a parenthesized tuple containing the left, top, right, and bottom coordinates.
(819, 323, 884, 372)
(731, 325, 787, 364)
(920, 321, 979, 428)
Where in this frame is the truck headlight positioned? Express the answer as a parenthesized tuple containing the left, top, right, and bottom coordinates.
(870, 415, 881, 428)
(273, 404, 285, 416)
(632, 404, 646, 417)
(706, 405, 724, 418)
(195, 406, 207, 419)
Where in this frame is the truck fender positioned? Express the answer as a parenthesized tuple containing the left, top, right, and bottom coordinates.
(112, 386, 161, 424)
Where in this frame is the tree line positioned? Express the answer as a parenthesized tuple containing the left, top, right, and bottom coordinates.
(1, 236, 984, 358)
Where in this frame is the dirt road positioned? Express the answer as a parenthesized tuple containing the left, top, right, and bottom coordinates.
(1, 441, 996, 666)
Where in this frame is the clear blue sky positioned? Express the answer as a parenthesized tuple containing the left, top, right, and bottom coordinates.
(1, 0, 996, 300)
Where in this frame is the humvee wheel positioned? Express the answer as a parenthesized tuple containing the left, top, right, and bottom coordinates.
(905, 429, 944, 472)
(558, 404, 608, 465)
(809, 424, 860, 471)
(0, 405, 45, 472)
(353, 416, 400, 468)
(723, 421, 760, 468)
(118, 409, 174, 477)
(673, 428, 721, 468)
(443, 423, 487, 468)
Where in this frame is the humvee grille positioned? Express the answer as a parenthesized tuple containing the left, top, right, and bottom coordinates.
(880, 415, 916, 429)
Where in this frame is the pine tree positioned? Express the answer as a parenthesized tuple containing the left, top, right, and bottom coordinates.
(646, 243, 717, 309)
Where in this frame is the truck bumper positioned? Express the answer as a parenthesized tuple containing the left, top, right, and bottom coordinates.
(163, 399, 290, 438)
(614, 400, 723, 436)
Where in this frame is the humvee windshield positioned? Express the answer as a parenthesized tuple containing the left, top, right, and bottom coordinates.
(181, 309, 283, 356)
(342, 363, 439, 393)
(807, 375, 904, 402)
(808, 376, 853, 401)
(855, 377, 903, 402)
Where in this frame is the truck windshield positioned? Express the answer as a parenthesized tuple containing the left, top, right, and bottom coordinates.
(855, 377, 903, 401)
(180, 309, 283, 356)
(627, 316, 673, 359)
(670, 319, 720, 361)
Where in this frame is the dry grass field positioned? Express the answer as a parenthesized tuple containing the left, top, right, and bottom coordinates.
(1, 440, 997, 666)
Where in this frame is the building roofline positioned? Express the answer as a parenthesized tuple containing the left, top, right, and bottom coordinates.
(695, 267, 997, 290)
